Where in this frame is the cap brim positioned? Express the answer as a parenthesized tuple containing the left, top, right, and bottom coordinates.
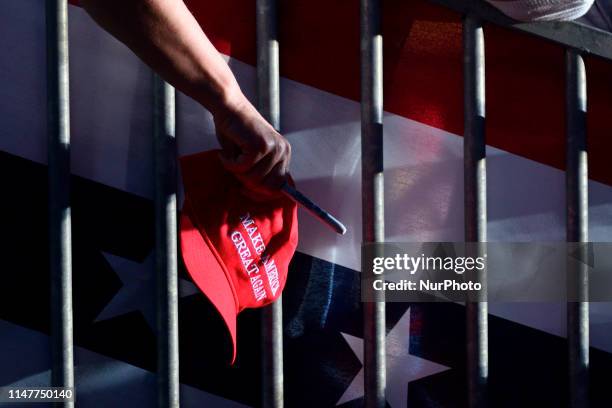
(180, 212, 238, 364)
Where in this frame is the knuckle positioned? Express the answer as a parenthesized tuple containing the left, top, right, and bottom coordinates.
(263, 137, 276, 153)
(284, 141, 292, 158)
(277, 143, 286, 158)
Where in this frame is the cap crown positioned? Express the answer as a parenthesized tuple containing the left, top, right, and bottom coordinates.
(181, 150, 298, 311)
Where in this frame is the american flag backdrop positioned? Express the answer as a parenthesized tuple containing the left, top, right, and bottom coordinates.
(2, 0, 612, 407)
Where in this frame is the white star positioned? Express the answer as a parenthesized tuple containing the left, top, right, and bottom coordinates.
(337, 308, 450, 408)
(95, 252, 199, 329)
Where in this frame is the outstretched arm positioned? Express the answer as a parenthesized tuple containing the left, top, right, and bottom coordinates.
(81, 0, 290, 195)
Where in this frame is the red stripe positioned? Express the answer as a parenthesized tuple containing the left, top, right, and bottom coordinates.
(75, 0, 612, 186)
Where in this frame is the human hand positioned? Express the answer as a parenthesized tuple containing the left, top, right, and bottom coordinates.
(212, 91, 291, 199)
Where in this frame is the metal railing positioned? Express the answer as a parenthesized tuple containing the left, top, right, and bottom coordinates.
(44, 0, 612, 407)
(256, 1, 284, 407)
(565, 49, 589, 408)
(153, 75, 180, 408)
(46, 2, 74, 408)
(463, 15, 488, 408)
(360, 0, 386, 407)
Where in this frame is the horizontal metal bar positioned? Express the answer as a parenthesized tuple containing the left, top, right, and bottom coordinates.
(153, 75, 180, 408)
(463, 14, 488, 408)
(46, 2, 74, 407)
(429, 0, 612, 61)
(565, 49, 589, 408)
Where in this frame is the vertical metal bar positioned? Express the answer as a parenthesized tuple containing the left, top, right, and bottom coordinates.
(257, 0, 280, 127)
(46, 2, 74, 406)
(463, 15, 488, 408)
(260, 300, 283, 408)
(565, 49, 589, 408)
(360, 0, 385, 406)
(256, 1, 283, 407)
(153, 75, 179, 408)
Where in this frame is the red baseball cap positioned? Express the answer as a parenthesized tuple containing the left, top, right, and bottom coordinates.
(179, 150, 298, 363)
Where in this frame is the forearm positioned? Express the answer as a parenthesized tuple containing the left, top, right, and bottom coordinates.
(80, 0, 244, 115)
(81, 0, 291, 194)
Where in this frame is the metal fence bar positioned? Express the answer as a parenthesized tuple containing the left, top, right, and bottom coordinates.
(256, 1, 284, 407)
(360, 0, 385, 406)
(429, 0, 612, 61)
(153, 75, 180, 408)
(46, 2, 74, 405)
(565, 49, 589, 408)
(463, 15, 488, 408)
(260, 299, 283, 408)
